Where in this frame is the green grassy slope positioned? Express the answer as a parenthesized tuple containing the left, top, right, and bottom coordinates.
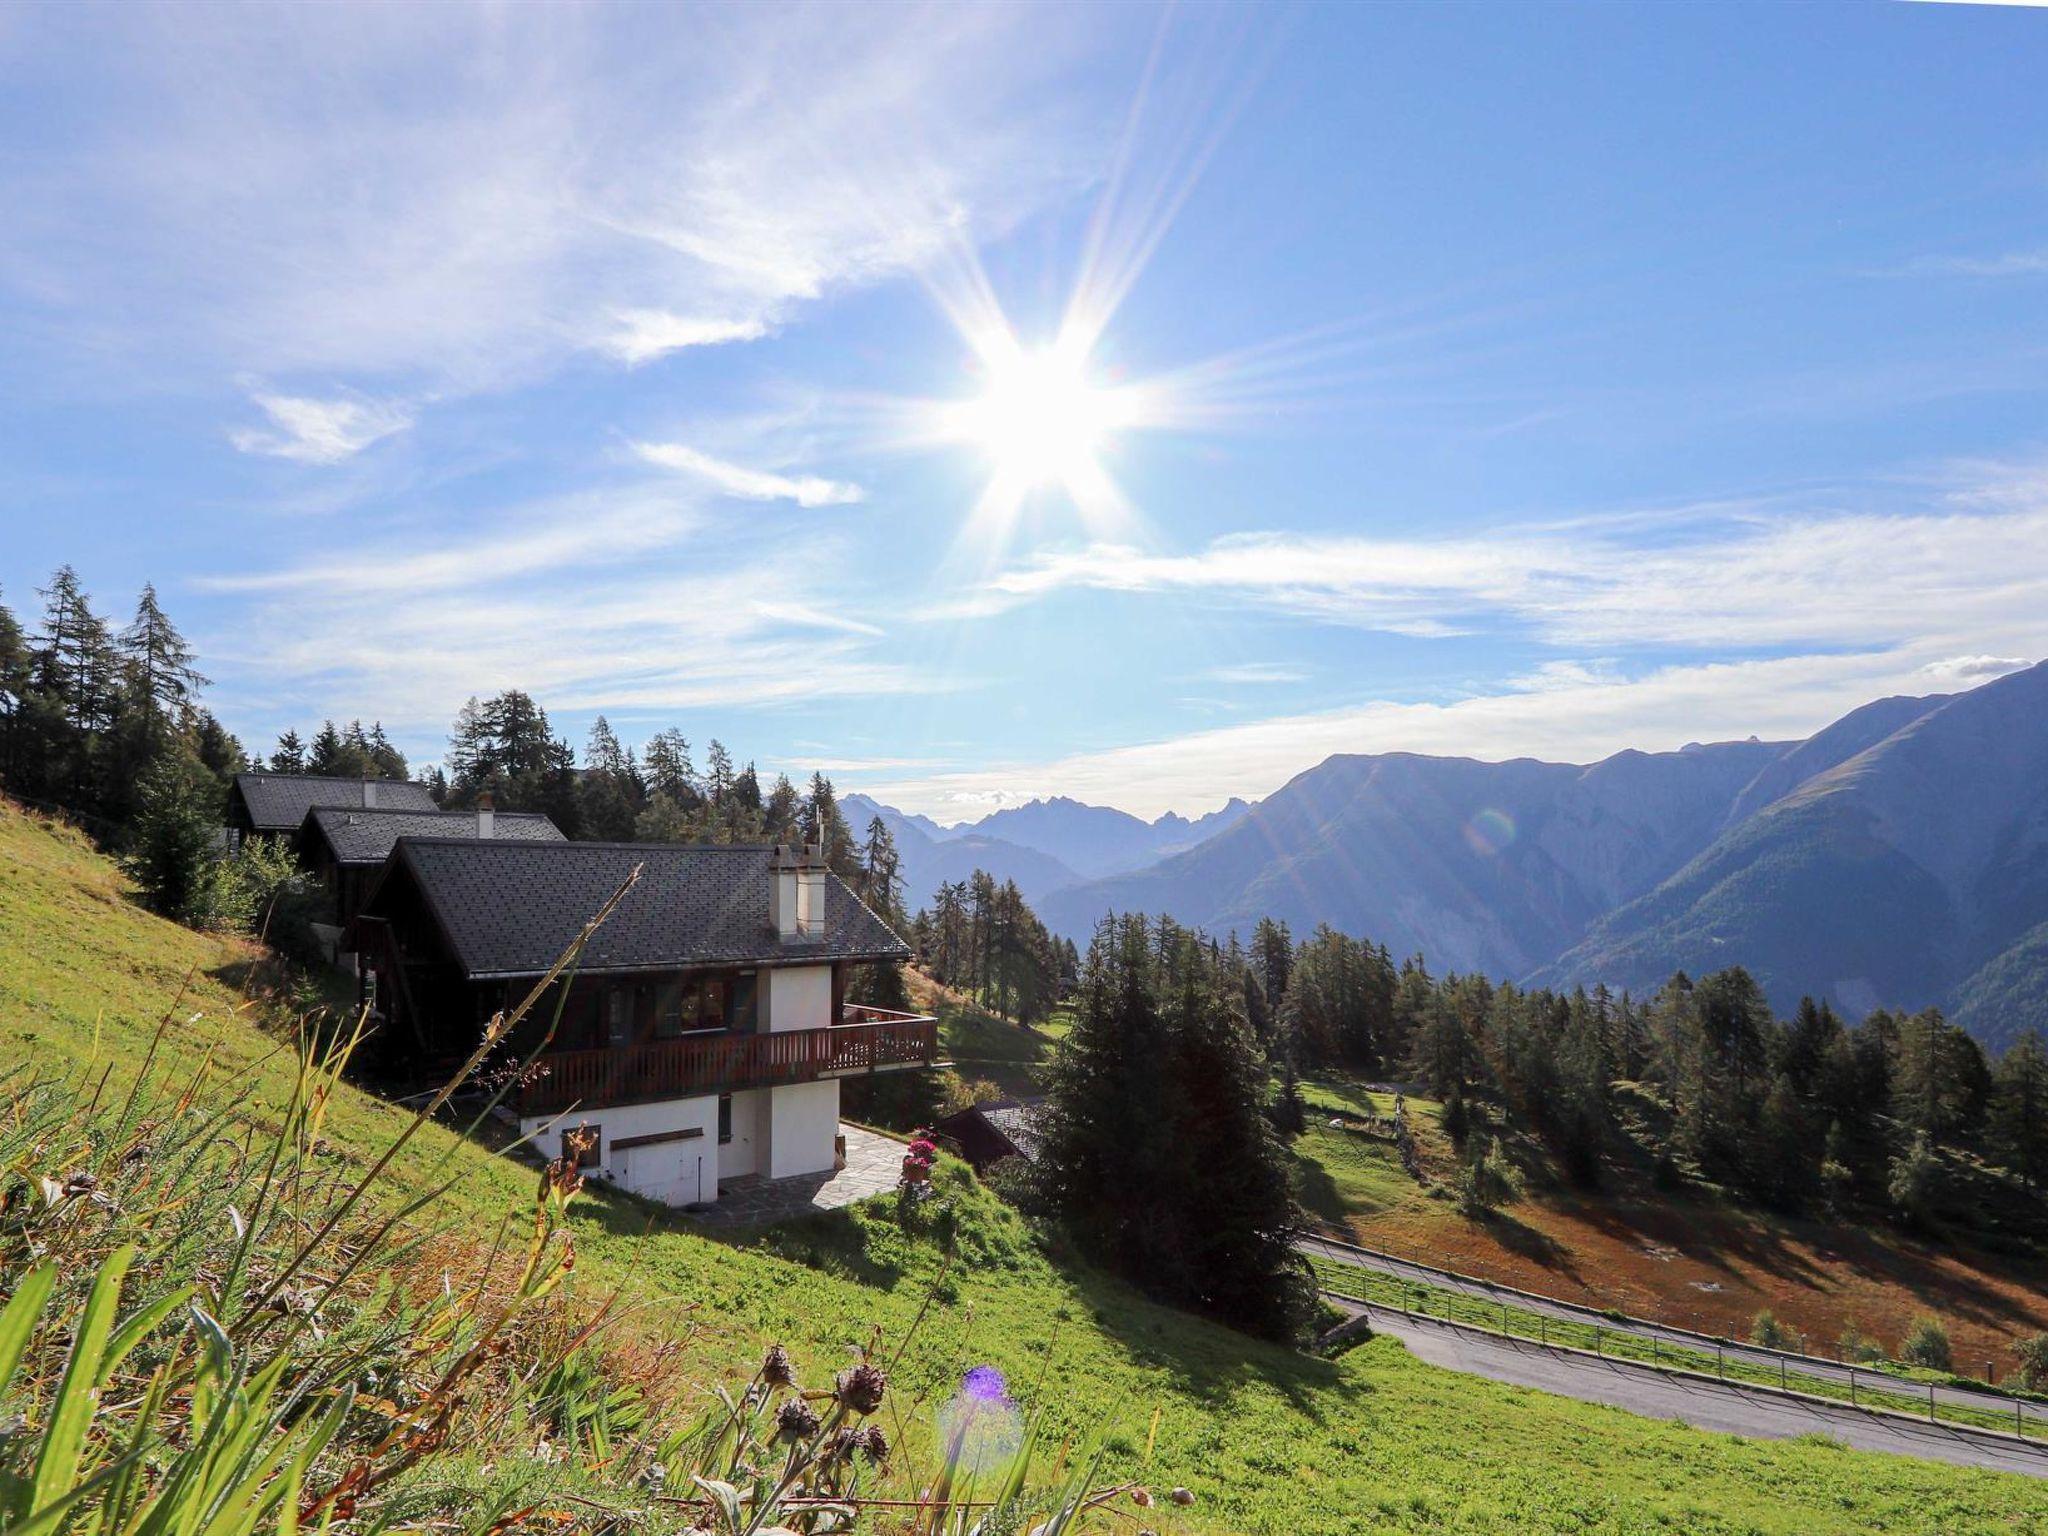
(4, 799, 2045, 1534)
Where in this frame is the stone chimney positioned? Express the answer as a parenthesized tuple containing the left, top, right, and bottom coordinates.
(476, 791, 495, 840)
(795, 840, 827, 940)
(771, 844, 802, 938)
(363, 777, 379, 809)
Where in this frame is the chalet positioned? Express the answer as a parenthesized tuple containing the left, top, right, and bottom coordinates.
(347, 839, 937, 1208)
(228, 772, 439, 840)
(934, 1096, 1043, 1172)
(295, 801, 564, 929)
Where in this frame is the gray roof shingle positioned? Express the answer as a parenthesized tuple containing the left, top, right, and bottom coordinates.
(303, 807, 565, 866)
(372, 840, 911, 978)
(234, 773, 439, 831)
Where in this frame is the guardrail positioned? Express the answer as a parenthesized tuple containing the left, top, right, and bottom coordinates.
(1301, 1230, 2047, 1412)
(1324, 1287, 2048, 1458)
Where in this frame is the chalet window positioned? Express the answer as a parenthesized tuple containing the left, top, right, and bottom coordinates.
(732, 973, 759, 1033)
(717, 1094, 733, 1144)
(653, 975, 730, 1038)
(604, 988, 635, 1047)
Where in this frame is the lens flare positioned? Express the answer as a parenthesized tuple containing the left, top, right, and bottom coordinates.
(1463, 807, 1517, 857)
(936, 1364, 1023, 1481)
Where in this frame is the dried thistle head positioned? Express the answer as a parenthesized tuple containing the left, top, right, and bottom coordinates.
(834, 1363, 886, 1416)
(761, 1343, 797, 1388)
(851, 1424, 889, 1464)
(774, 1399, 821, 1443)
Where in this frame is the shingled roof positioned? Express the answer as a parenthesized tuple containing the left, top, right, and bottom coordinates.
(359, 839, 911, 978)
(301, 806, 565, 866)
(233, 772, 439, 832)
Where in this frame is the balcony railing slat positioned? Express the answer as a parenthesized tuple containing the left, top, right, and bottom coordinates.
(514, 1015, 938, 1114)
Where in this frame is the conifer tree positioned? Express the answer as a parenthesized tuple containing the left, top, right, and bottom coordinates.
(1990, 1030, 2048, 1187)
(269, 729, 307, 773)
(124, 750, 219, 921)
(119, 582, 209, 721)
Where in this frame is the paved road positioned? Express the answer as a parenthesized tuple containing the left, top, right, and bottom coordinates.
(1331, 1298, 2048, 1479)
(1301, 1233, 2048, 1434)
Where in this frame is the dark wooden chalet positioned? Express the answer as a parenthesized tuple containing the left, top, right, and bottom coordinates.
(934, 1097, 1044, 1171)
(294, 804, 565, 927)
(345, 839, 937, 1111)
(228, 772, 439, 840)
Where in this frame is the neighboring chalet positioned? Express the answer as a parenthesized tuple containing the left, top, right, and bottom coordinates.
(295, 800, 564, 929)
(934, 1096, 1043, 1173)
(348, 840, 937, 1208)
(228, 771, 439, 841)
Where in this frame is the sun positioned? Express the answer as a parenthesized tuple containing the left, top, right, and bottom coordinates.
(948, 340, 1137, 489)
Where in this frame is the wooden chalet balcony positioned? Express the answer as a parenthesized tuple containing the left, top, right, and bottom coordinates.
(513, 1007, 939, 1114)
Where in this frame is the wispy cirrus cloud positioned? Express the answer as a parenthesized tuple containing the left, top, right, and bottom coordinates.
(932, 491, 2048, 655)
(198, 485, 927, 731)
(0, 4, 1126, 430)
(632, 442, 864, 508)
(861, 647, 2042, 822)
(229, 391, 413, 464)
(1896, 249, 2048, 279)
(597, 311, 771, 366)
(1207, 661, 1308, 684)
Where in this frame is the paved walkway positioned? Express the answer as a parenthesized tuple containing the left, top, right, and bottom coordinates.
(693, 1123, 903, 1227)
(1300, 1233, 2048, 1434)
(1332, 1298, 2048, 1479)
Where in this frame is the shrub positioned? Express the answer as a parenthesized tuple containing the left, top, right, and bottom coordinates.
(1837, 1321, 1887, 1363)
(1457, 1136, 1518, 1218)
(1751, 1310, 1790, 1350)
(1900, 1316, 1953, 1372)
(1887, 1133, 1945, 1229)
(2015, 1333, 2048, 1392)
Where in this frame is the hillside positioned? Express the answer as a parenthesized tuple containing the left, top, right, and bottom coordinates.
(4, 796, 2043, 1531)
(1037, 662, 2048, 1045)
(1554, 660, 2048, 1044)
(1290, 1077, 2048, 1378)
(1040, 740, 1788, 974)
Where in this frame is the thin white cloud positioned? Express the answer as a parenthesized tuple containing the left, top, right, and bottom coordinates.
(1921, 654, 2031, 684)
(229, 392, 413, 464)
(1901, 250, 2048, 278)
(935, 495, 2048, 654)
(632, 441, 863, 507)
(598, 311, 770, 366)
(1206, 661, 1308, 684)
(0, 6, 1119, 410)
(860, 647, 2035, 822)
(197, 484, 925, 731)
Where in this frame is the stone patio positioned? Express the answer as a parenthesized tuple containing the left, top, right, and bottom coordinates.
(691, 1123, 905, 1227)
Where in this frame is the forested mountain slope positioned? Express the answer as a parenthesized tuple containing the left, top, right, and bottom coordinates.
(1040, 662, 2048, 1044)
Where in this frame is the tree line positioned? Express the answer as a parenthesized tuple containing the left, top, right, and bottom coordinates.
(1239, 916, 2048, 1220)
(910, 873, 1078, 1025)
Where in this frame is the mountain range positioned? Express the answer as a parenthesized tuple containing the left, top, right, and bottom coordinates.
(839, 792, 1252, 905)
(852, 659, 2048, 1050)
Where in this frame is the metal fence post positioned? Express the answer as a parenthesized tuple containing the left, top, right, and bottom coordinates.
(1850, 1367, 1857, 1407)
(1595, 1326, 1602, 1357)
(1716, 1344, 1723, 1379)
(1928, 1383, 1935, 1423)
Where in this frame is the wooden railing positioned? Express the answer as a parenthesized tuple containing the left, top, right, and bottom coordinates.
(513, 1014, 938, 1114)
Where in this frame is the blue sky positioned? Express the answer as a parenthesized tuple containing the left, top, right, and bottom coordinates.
(2, 1, 2045, 821)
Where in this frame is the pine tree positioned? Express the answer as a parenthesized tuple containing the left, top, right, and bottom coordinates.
(124, 751, 219, 921)
(1989, 1031, 2048, 1187)
(269, 729, 307, 773)
(119, 582, 209, 721)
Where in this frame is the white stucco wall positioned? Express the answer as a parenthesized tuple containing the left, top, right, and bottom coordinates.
(719, 1087, 765, 1180)
(520, 1096, 719, 1207)
(764, 1079, 840, 1179)
(764, 964, 832, 1032)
